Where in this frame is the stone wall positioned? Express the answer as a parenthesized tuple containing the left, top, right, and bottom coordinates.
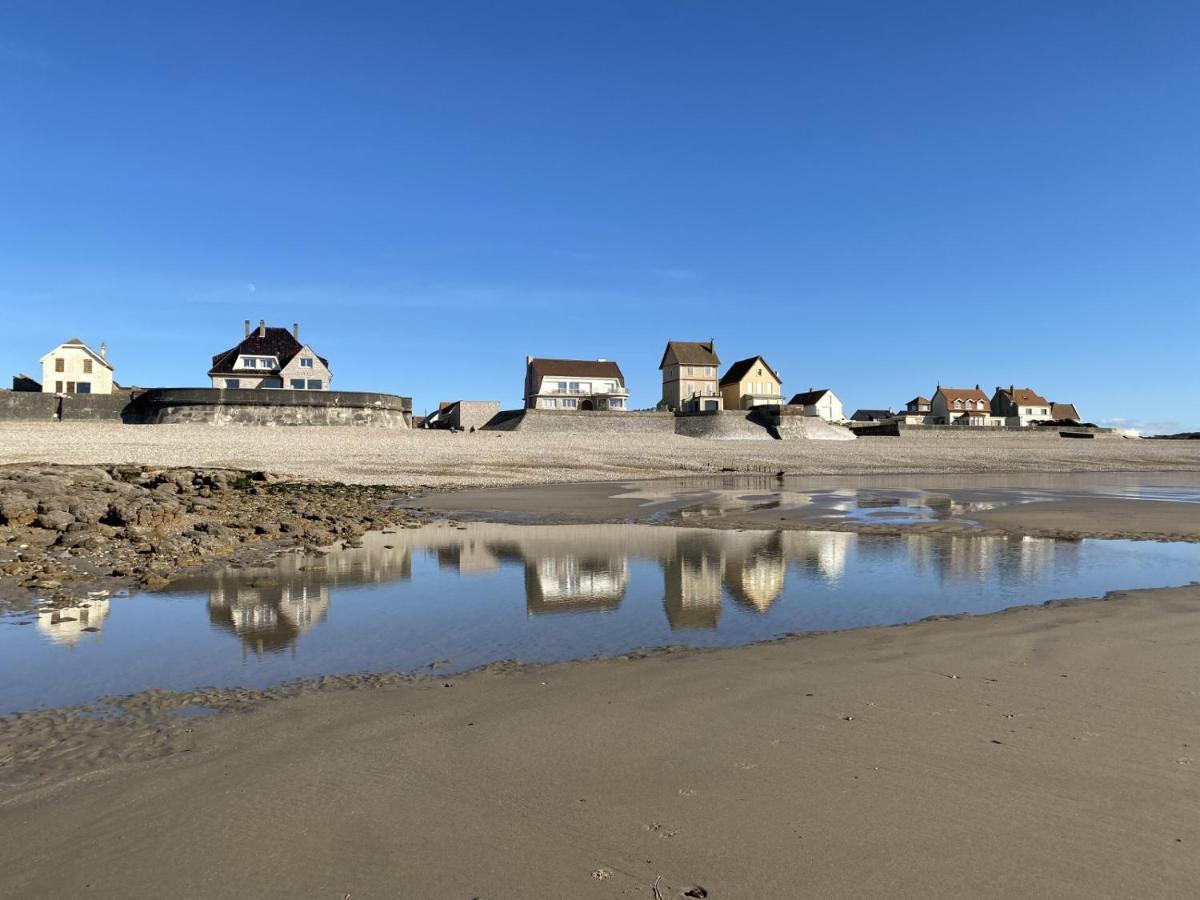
(484, 409, 676, 434)
(0, 388, 412, 427)
(449, 401, 501, 431)
(130, 389, 412, 427)
(673, 410, 775, 441)
(852, 422, 1117, 439)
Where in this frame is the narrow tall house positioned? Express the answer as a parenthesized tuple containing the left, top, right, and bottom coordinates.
(523, 357, 628, 410)
(40, 338, 114, 395)
(719, 356, 783, 409)
(209, 320, 331, 390)
(660, 340, 722, 411)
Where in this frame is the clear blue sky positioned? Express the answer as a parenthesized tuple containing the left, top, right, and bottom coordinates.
(2, 1, 1197, 431)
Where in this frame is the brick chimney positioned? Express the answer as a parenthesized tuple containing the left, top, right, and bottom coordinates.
(293, 322, 299, 339)
(244, 319, 251, 338)
(258, 319, 266, 338)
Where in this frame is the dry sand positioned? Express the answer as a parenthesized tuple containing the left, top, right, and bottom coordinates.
(2, 584, 1199, 898)
(0, 421, 1197, 486)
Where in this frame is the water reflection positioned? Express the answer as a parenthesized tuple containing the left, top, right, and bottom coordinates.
(36, 599, 111, 645)
(166, 523, 1084, 646)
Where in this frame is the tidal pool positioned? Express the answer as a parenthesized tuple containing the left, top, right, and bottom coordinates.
(2, 521, 1198, 713)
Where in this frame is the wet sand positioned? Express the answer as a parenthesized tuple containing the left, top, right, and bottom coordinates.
(2, 583, 1199, 898)
(415, 473, 1200, 541)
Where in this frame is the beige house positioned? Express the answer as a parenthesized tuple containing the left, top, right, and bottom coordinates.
(660, 341, 722, 411)
(931, 386, 1002, 426)
(523, 357, 628, 410)
(719, 356, 783, 409)
(40, 338, 115, 395)
(787, 388, 845, 423)
(991, 386, 1052, 427)
(209, 320, 331, 390)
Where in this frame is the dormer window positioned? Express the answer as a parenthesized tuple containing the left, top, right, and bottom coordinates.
(954, 399, 963, 409)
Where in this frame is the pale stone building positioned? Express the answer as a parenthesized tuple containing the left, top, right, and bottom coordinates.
(523, 357, 627, 410)
(40, 338, 115, 395)
(718, 356, 783, 409)
(787, 388, 845, 423)
(208, 320, 331, 390)
(660, 340, 722, 411)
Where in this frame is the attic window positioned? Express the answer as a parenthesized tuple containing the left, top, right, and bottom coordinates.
(954, 399, 963, 409)
(300, 357, 313, 369)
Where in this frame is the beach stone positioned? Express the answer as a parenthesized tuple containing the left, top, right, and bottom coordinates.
(35, 510, 76, 532)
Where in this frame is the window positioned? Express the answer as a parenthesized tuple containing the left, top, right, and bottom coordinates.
(290, 378, 306, 389)
(55, 380, 63, 392)
(954, 399, 963, 409)
(757, 368, 763, 376)
(243, 357, 257, 368)
(55, 358, 64, 372)
(77, 382, 91, 394)
(1041, 408, 1048, 416)
(543, 398, 557, 408)
(224, 379, 239, 389)
(66, 381, 75, 393)
(562, 398, 578, 408)
(83, 359, 93, 374)
(306, 379, 321, 390)
(687, 366, 694, 376)
(555, 381, 568, 393)
(300, 357, 313, 369)
(610, 398, 625, 409)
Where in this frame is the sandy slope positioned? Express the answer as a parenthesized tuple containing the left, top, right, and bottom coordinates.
(2, 584, 1199, 899)
(0, 421, 1197, 486)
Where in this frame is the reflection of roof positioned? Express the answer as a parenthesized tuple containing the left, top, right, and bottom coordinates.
(719, 356, 781, 387)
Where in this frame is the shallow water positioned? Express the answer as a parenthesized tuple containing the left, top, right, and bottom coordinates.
(2, 521, 1198, 713)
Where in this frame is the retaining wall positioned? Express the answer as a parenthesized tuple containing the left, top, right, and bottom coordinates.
(131, 388, 412, 427)
(852, 422, 1118, 439)
(673, 410, 775, 441)
(484, 409, 676, 434)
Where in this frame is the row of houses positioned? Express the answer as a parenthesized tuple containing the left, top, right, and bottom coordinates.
(15, 324, 1084, 430)
(851, 385, 1084, 428)
(14, 320, 334, 396)
(522, 340, 847, 421)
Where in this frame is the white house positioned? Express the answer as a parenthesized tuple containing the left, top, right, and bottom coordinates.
(40, 338, 115, 395)
(787, 388, 845, 423)
(991, 386, 1053, 427)
(524, 357, 628, 410)
(208, 320, 332, 390)
(930, 386, 1003, 426)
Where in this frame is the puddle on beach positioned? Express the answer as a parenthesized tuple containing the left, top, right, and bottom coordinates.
(3, 522, 1199, 713)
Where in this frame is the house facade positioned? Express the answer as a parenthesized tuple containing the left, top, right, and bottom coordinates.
(39, 338, 115, 395)
(524, 358, 627, 410)
(931, 386, 1002, 426)
(209, 320, 331, 390)
(719, 356, 783, 409)
(660, 341, 722, 411)
(787, 389, 845, 423)
(991, 386, 1052, 427)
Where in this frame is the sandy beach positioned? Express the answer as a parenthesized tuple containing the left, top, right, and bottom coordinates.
(0, 421, 1197, 486)
(2, 583, 1199, 898)
(2, 424, 1199, 898)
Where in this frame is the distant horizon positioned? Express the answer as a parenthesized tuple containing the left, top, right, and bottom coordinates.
(3, 2, 1197, 433)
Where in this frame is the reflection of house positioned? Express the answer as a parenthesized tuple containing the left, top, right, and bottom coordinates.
(931, 386, 1001, 426)
(719, 356, 783, 410)
(209, 320, 331, 390)
(787, 389, 845, 423)
(207, 581, 331, 656)
(524, 358, 628, 411)
(991, 386, 1052, 427)
(662, 532, 725, 629)
(524, 555, 629, 615)
(781, 531, 852, 581)
(723, 532, 786, 612)
(36, 599, 111, 645)
(40, 338, 115, 395)
(660, 341, 722, 412)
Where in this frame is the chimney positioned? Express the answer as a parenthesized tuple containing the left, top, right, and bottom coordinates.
(244, 319, 251, 338)
(99, 342, 107, 361)
(293, 322, 299, 339)
(526, 355, 533, 365)
(258, 319, 266, 338)
(597, 357, 606, 362)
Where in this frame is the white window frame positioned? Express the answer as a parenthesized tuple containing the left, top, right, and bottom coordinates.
(300, 357, 314, 369)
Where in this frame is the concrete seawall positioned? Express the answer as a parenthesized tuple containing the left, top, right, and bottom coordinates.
(483, 408, 857, 441)
(0, 388, 413, 427)
(485, 409, 677, 434)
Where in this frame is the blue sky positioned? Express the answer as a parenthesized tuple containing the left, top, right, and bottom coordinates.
(2, 1, 1197, 431)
